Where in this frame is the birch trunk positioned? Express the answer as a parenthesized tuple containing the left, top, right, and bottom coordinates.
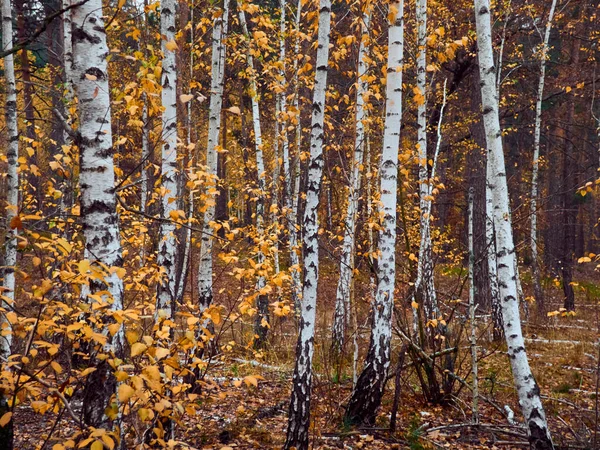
(414, 0, 437, 326)
(474, 1, 553, 447)
(156, 0, 180, 319)
(238, 4, 269, 347)
(71, 0, 126, 427)
(486, 171, 503, 340)
(345, 0, 404, 425)
(287, 0, 302, 315)
(197, 0, 230, 314)
(332, 5, 371, 352)
(284, 0, 331, 446)
(468, 188, 479, 424)
(1, 0, 18, 444)
(531, 0, 557, 315)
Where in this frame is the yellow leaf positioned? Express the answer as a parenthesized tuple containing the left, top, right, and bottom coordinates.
(244, 375, 258, 387)
(130, 342, 147, 357)
(233, 379, 243, 388)
(90, 441, 104, 450)
(118, 384, 135, 402)
(227, 106, 241, 115)
(32, 257, 41, 267)
(0, 412, 11, 427)
(165, 40, 178, 51)
(78, 260, 91, 275)
(154, 347, 170, 360)
(411, 301, 419, 309)
(578, 256, 591, 264)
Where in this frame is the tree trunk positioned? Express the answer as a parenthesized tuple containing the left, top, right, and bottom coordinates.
(71, 0, 126, 428)
(531, 0, 557, 315)
(283, 0, 331, 447)
(474, 1, 554, 447)
(332, 4, 371, 352)
(156, 0, 180, 320)
(344, 0, 404, 426)
(1, 0, 18, 445)
(197, 0, 230, 315)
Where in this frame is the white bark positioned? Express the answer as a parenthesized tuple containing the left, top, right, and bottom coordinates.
(62, 0, 73, 101)
(238, 3, 269, 345)
(332, 5, 371, 351)
(287, 0, 302, 315)
(346, 0, 404, 425)
(531, 0, 557, 309)
(468, 188, 479, 424)
(284, 0, 331, 446)
(1, 0, 18, 362)
(486, 167, 502, 339)
(156, 0, 180, 319)
(71, 0, 125, 428)
(197, 0, 230, 313)
(474, 1, 553, 447)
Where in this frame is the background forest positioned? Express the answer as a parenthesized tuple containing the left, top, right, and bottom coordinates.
(0, 0, 600, 448)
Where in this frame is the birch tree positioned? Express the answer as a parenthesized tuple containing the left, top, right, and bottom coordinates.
(413, 0, 438, 326)
(71, 0, 126, 427)
(156, 0, 180, 320)
(1, 0, 18, 443)
(332, 3, 371, 352)
(345, 0, 404, 425)
(238, 2, 269, 347)
(197, 0, 230, 314)
(474, 0, 553, 446)
(284, 0, 331, 446)
(530, 0, 558, 314)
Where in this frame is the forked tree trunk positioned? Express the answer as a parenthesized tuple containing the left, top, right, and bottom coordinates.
(156, 0, 180, 320)
(283, 0, 331, 447)
(474, 0, 553, 447)
(197, 0, 230, 314)
(414, 0, 437, 326)
(238, 3, 269, 347)
(345, 0, 404, 426)
(531, 0, 557, 315)
(1, 0, 18, 446)
(71, 0, 126, 428)
(332, 4, 371, 352)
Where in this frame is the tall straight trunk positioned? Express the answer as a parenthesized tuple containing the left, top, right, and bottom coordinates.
(468, 187, 479, 424)
(197, 0, 230, 314)
(486, 170, 503, 340)
(1, 0, 18, 446)
(414, 0, 437, 325)
(71, 0, 126, 427)
(283, 0, 331, 447)
(345, 0, 404, 426)
(332, 5, 371, 352)
(156, 0, 180, 319)
(287, 0, 302, 315)
(238, 4, 269, 347)
(474, 1, 553, 447)
(531, 0, 557, 315)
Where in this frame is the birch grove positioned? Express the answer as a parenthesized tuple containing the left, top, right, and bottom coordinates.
(2, 0, 599, 448)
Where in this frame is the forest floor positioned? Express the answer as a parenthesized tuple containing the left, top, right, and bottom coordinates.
(12, 260, 600, 449)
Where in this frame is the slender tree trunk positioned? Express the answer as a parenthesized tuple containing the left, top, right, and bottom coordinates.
(156, 0, 180, 320)
(414, 0, 437, 327)
(468, 188, 479, 424)
(197, 0, 230, 315)
(345, 0, 404, 426)
(531, 0, 557, 315)
(283, 0, 331, 447)
(71, 0, 126, 428)
(474, 1, 553, 447)
(332, 4, 371, 352)
(486, 170, 503, 340)
(287, 0, 303, 316)
(1, 0, 18, 446)
(238, 3, 270, 347)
